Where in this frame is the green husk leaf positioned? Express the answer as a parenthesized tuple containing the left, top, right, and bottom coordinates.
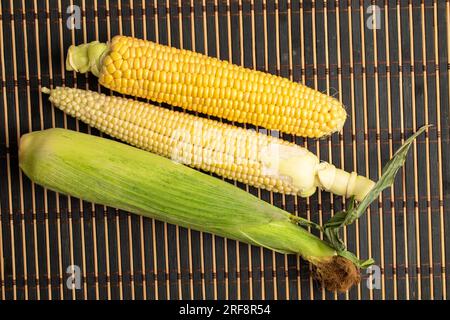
(66, 41, 109, 76)
(338, 250, 375, 269)
(324, 197, 356, 229)
(324, 226, 346, 252)
(322, 126, 429, 265)
(289, 214, 322, 232)
(342, 125, 430, 226)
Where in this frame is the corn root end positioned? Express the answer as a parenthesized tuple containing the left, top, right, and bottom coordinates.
(312, 256, 361, 292)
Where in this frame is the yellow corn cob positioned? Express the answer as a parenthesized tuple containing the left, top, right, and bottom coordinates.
(65, 36, 347, 138)
(43, 86, 373, 200)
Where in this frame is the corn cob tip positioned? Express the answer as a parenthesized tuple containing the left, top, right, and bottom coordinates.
(312, 256, 360, 292)
(19, 130, 51, 180)
(66, 41, 109, 76)
(18, 131, 32, 162)
(41, 87, 50, 94)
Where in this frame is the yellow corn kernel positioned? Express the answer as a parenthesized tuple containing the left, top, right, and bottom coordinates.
(109, 51, 122, 61)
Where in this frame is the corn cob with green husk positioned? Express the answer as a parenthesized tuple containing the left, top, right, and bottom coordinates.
(19, 128, 361, 292)
(43, 86, 374, 201)
(65, 36, 347, 138)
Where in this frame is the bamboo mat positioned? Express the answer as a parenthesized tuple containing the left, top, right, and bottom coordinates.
(0, 0, 449, 300)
